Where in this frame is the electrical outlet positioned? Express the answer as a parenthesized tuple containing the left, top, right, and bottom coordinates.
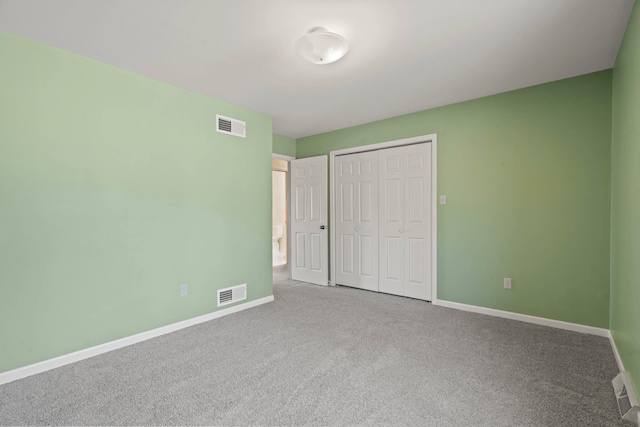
(440, 195, 447, 205)
(180, 284, 188, 297)
(504, 278, 512, 289)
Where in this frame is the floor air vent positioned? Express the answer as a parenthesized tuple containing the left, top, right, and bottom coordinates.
(613, 372, 640, 424)
(217, 284, 247, 307)
(216, 114, 246, 138)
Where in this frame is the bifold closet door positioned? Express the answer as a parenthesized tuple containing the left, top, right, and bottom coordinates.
(334, 151, 379, 291)
(379, 143, 432, 301)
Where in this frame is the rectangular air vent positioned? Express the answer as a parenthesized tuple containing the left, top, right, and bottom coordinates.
(217, 283, 247, 307)
(216, 114, 246, 138)
(613, 372, 640, 424)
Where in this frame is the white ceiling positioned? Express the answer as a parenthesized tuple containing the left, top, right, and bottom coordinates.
(0, 0, 634, 138)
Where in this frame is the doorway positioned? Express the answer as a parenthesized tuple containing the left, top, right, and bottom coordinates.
(272, 158, 288, 267)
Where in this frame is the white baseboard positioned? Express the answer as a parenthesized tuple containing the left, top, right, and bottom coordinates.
(433, 299, 609, 337)
(0, 295, 274, 386)
(609, 330, 627, 372)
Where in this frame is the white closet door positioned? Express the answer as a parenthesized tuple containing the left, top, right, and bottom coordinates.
(290, 156, 329, 286)
(335, 151, 379, 291)
(379, 143, 432, 300)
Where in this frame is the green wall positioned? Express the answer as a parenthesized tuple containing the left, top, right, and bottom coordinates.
(298, 71, 612, 329)
(273, 133, 296, 157)
(611, 2, 640, 400)
(0, 31, 273, 374)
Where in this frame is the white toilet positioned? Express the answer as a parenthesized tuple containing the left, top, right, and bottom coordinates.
(272, 225, 286, 266)
(272, 225, 284, 252)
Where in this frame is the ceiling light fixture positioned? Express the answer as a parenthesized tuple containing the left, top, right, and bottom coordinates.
(295, 27, 349, 65)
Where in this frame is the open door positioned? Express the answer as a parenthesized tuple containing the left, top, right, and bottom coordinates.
(290, 156, 328, 286)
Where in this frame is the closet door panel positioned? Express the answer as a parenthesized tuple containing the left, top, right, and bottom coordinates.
(335, 155, 357, 286)
(379, 146, 405, 295)
(335, 151, 378, 291)
(379, 143, 432, 300)
(359, 235, 375, 278)
(340, 235, 354, 274)
(385, 236, 402, 279)
(403, 144, 432, 301)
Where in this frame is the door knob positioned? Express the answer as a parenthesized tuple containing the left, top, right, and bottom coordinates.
(354, 227, 358, 231)
(399, 229, 404, 233)
(320, 225, 326, 230)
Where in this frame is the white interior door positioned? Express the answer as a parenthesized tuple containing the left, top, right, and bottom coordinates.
(334, 151, 379, 291)
(290, 156, 328, 286)
(379, 143, 432, 300)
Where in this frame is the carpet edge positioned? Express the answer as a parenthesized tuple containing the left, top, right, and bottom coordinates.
(0, 295, 275, 385)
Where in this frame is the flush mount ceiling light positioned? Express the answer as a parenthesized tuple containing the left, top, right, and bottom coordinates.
(295, 27, 349, 65)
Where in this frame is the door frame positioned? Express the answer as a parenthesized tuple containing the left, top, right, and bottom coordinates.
(328, 134, 438, 302)
(273, 154, 295, 278)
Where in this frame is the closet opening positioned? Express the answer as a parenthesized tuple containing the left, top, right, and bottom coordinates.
(329, 134, 438, 302)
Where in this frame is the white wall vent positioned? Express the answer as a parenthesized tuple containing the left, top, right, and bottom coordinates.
(216, 114, 246, 138)
(217, 283, 247, 307)
(613, 372, 640, 424)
